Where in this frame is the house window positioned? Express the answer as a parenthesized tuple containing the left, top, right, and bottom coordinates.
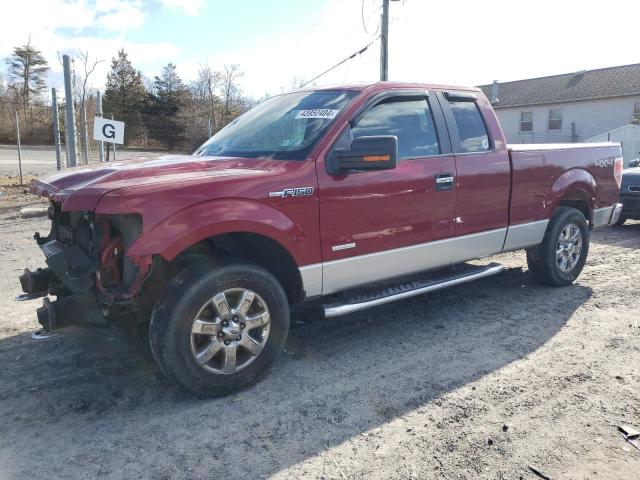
(520, 112, 533, 132)
(634, 103, 640, 121)
(548, 109, 563, 130)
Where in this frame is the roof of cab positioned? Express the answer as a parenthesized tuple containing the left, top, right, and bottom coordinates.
(301, 81, 481, 94)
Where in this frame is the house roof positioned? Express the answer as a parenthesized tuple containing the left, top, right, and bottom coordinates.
(478, 63, 640, 109)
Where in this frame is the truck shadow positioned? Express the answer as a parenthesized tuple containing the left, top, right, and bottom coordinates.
(0, 267, 592, 479)
(591, 221, 640, 249)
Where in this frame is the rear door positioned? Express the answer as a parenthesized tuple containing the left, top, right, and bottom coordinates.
(316, 92, 457, 294)
(437, 91, 511, 261)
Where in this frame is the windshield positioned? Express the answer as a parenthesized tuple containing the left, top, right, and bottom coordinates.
(194, 90, 357, 160)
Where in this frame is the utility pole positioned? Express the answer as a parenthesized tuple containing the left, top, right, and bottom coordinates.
(380, 0, 390, 81)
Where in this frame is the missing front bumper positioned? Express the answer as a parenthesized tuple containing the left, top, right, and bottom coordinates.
(36, 293, 108, 332)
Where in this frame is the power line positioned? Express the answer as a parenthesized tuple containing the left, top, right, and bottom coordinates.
(361, 0, 381, 36)
(300, 36, 380, 88)
(295, 0, 337, 45)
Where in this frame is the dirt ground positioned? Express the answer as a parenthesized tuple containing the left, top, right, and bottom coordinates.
(0, 179, 639, 480)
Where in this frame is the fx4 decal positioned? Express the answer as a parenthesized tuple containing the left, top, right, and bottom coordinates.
(269, 187, 315, 198)
(595, 158, 614, 168)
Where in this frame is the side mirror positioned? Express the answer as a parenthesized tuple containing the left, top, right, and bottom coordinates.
(629, 158, 640, 168)
(331, 136, 398, 174)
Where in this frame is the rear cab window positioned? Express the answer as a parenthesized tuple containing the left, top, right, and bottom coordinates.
(442, 93, 491, 153)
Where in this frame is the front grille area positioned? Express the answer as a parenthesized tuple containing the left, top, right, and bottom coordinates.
(58, 225, 75, 244)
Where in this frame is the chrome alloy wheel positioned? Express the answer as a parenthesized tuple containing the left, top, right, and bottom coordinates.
(190, 288, 271, 374)
(556, 222, 582, 273)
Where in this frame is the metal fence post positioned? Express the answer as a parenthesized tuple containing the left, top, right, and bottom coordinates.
(96, 91, 104, 162)
(51, 88, 62, 170)
(14, 111, 23, 185)
(62, 54, 77, 167)
(111, 114, 116, 161)
(80, 104, 89, 164)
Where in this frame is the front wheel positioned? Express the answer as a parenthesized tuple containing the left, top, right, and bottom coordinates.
(149, 262, 290, 397)
(526, 207, 589, 286)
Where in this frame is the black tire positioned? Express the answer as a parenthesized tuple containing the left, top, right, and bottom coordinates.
(149, 261, 289, 397)
(614, 215, 627, 227)
(526, 207, 589, 286)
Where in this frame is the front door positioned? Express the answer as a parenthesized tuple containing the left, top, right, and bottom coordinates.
(316, 93, 457, 294)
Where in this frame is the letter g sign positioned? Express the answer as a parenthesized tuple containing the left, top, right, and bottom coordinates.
(102, 123, 116, 139)
(93, 116, 125, 144)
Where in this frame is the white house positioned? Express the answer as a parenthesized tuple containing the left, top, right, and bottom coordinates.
(478, 63, 640, 147)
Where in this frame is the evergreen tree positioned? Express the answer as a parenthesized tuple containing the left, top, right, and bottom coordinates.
(102, 49, 147, 117)
(143, 63, 189, 150)
(154, 63, 187, 105)
(5, 37, 49, 109)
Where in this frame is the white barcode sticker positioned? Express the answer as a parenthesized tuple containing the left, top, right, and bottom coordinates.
(295, 109, 340, 120)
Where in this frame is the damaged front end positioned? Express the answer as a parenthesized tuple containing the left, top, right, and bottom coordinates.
(20, 200, 153, 333)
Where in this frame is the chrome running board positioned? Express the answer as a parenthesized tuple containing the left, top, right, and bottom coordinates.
(323, 263, 504, 318)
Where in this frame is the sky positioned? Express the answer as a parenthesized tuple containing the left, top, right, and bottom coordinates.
(1, 0, 639, 99)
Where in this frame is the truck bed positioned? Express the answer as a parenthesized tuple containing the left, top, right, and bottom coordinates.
(508, 142, 622, 227)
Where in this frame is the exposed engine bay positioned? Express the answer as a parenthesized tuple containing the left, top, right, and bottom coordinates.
(19, 201, 152, 332)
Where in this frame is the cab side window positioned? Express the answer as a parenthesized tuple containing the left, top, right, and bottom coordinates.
(351, 99, 440, 160)
(448, 100, 490, 153)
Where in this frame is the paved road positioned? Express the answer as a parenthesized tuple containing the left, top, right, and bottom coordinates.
(0, 145, 59, 176)
(0, 145, 163, 177)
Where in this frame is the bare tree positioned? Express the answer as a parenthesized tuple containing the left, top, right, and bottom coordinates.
(60, 50, 104, 163)
(74, 50, 103, 109)
(220, 64, 243, 123)
(191, 64, 222, 129)
(289, 76, 307, 91)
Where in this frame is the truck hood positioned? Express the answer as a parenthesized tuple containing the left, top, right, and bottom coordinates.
(31, 153, 281, 210)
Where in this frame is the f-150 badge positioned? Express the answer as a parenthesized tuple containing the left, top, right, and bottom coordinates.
(269, 187, 314, 198)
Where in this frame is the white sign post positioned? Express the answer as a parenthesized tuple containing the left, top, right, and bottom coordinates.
(93, 116, 125, 144)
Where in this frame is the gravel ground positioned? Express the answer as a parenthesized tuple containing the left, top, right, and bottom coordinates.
(0, 180, 639, 479)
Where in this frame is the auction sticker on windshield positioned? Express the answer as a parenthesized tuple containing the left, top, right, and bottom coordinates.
(295, 109, 340, 119)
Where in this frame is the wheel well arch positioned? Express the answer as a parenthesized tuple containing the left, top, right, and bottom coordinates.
(548, 168, 596, 227)
(170, 231, 305, 305)
(556, 190, 593, 227)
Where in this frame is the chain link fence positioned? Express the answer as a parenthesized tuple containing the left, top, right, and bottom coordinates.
(0, 95, 232, 177)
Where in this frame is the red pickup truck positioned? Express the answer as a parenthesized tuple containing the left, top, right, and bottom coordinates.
(20, 82, 623, 396)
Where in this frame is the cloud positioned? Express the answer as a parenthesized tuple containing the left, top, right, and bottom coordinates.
(3, 0, 638, 102)
(0, 0, 180, 93)
(95, 0, 146, 31)
(159, 0, 205, 16)
(184, 0, 639, 98)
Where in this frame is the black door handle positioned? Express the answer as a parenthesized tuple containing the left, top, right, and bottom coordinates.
(435, 173, 455, 191)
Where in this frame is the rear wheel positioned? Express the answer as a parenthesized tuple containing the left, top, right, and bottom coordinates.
(526, 207, 589, 286)
(150, 262, 289, 397)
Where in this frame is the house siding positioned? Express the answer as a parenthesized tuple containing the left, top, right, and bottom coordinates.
(494, 95, 640, 144)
